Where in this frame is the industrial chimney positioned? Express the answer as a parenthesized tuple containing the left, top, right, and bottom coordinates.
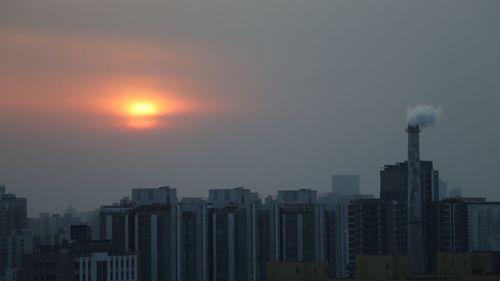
(406, 125, 424, 273)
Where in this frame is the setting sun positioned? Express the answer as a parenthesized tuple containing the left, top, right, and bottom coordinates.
(129, 102, 158, 117)
(93, 82, 205, 130)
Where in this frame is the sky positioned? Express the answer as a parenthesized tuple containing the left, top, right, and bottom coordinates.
(1, 0, 499, 216)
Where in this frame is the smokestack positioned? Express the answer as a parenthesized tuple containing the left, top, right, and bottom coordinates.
(405, 105, 441, 273)
(406, 124, 424, 273)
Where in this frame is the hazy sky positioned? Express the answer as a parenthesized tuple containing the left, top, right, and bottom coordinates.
(1, 0, 499, 216)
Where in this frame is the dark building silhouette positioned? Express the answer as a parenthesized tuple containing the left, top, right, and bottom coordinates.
(100, 204, 177, 281)
(19, 246, 74, 281)
(347, 199, 390, 275)
(256, 205, 273, 281)
(380, 160, 439, 273)
(0, 186, 27, 236)
(431, 198, 469, 253)
(19, 242, 137, 281)
(206, 188, 263, 281)
(99, 206, 132, 251)
(177, 199, 208, 281)
(208, 206, 250, 281)
(322, 206, 337, 278)
(70, 225, 92, 242)
(0, 186, 29, 280)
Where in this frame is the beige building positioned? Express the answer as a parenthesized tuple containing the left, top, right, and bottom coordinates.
(355, 255, 414, 280)
(267, 262, 328, 281)
(436, 252, 496, 277)
(347, 253, 499, 281)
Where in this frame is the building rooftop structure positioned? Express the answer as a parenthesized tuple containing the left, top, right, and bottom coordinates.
(208, 187, 260, 205)
(131, 186, 177, 206)
(277, 189, 317, 204)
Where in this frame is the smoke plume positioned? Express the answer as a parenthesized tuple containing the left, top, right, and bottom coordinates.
(407, 105, 442, 127)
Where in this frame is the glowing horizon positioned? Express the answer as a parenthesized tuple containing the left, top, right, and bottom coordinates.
(0, 30, 228, 132)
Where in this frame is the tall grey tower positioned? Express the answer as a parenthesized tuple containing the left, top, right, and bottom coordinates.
(406, 125, 424, 273)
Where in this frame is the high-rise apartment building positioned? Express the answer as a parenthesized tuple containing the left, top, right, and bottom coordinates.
(272, 189, 321, 264)
(100, 204, 177, 281)
(100, 187, 179, 281)
(0, 186, 30, 281)
(207, 188, 262, 281)
(379, 161, 440, 272)
(467, 202, 500, 251)
(431, 198, 469, 253)
(177, 198, 208, 281)
(429, 198, 500, 272)
(347, 199, 390, 276)
(318, 200, 349, 279)
(0, 186, 27, 236)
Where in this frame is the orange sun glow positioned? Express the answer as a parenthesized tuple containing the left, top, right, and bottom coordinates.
(128, 102, 158, 117)
(94, 82, 202, 130)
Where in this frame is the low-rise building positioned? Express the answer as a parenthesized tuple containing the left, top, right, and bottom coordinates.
(267, 262, 328, 281)
(19, 241, 138, 281)
(355, 255, 414, 280)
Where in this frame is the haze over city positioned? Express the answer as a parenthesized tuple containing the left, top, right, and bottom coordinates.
(1, 0, 499, 216)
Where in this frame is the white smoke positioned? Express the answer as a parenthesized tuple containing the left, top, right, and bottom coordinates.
(407, 105, 442, 127)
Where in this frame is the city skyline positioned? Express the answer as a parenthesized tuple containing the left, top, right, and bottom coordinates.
(4, 175, 500, 280)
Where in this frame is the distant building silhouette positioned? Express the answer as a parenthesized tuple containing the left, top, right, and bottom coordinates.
(331, 175, 360, 195)
(439, 179, 448, 200)
(131, 186, 177, 206)
(0, 186, 31, 281)
(70, 225, 92, 242)
(448, 187, 463, 198)
(0, 186, 27, 236)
